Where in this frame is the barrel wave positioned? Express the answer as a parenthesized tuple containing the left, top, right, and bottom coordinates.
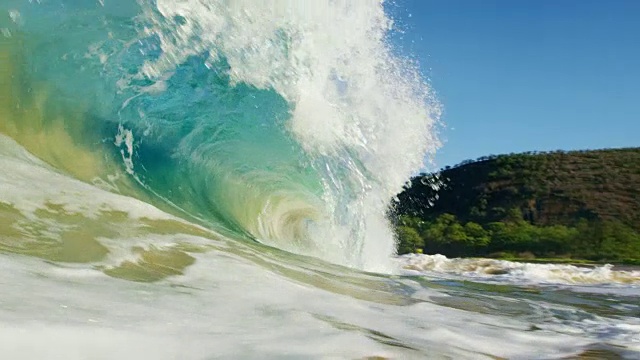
(1, 0, 440, 270)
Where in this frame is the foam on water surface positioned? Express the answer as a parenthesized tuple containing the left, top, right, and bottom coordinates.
(3, 247, 638, 360)
(0, 134, 174, 220)
(399, 253, 640, 287)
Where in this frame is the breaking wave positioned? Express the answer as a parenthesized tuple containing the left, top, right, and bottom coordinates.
(0, 0, 440, 271)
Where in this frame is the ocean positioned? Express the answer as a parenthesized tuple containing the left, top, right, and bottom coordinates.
(1, 1, 638, 358)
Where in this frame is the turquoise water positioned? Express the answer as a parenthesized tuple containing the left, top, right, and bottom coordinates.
(1, 1, 638, 359)
(1, 0, 441, 268)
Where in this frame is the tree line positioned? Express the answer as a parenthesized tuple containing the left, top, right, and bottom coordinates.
(396, 212, 640, 263)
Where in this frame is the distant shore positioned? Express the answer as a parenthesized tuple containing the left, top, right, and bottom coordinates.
(393, 149, 640, 265)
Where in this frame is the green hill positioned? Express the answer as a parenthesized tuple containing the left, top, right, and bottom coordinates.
(392, 148, 640, 263)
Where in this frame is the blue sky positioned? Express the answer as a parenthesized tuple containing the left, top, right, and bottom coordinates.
(388, 0, 640, 168)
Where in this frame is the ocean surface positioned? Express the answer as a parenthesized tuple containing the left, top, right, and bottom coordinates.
(1, 1, 639, 359)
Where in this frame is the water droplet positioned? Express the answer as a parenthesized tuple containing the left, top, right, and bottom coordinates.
(9, 10, 21, 24)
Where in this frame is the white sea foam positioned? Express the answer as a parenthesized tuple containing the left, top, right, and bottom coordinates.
(399, 253, 640, 286)
(0, 134, 179, 221)
(2, 247, 625, 360)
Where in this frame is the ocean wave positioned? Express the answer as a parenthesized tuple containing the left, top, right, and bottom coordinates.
(400, 253, 640, 286)
(0, 0, 440, 270)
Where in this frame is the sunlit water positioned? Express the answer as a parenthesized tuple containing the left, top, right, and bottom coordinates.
(1, 1, 638, 359)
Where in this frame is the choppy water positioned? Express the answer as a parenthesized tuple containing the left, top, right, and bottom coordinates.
(1, 1, 638, 359)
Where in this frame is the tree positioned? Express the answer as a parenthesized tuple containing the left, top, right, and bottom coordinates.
(464, 222, 490, 247)
(396, 226, 424, 255)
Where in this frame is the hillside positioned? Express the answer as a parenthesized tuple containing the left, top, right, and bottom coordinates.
(392, 148, 640, 262)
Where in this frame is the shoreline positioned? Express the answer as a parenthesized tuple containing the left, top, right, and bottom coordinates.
(483, 256, 640, 268)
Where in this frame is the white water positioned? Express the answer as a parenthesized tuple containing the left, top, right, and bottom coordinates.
(0, 253, 594, 360)
(0, 135, 173, 221)
(401, 253, 640, 286)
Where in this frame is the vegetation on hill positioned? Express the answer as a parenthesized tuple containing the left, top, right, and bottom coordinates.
(392, 148, 640, 263)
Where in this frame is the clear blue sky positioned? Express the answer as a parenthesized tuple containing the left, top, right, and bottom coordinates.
(387, 0, 640, 168)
